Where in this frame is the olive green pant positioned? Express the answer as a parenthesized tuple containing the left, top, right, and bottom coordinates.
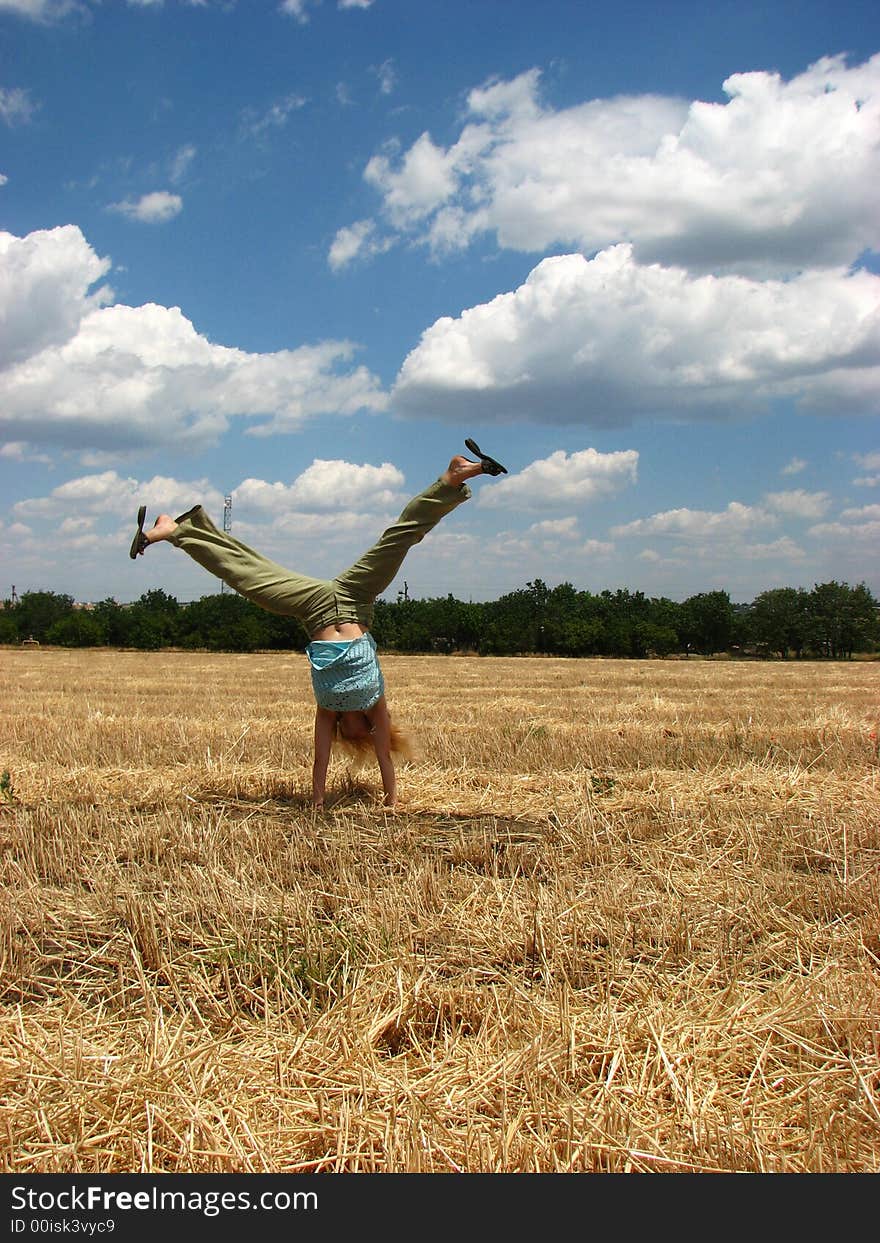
(169, 477, 470, 637)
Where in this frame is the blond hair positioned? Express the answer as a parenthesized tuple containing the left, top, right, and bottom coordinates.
(332, 714, 414, 768)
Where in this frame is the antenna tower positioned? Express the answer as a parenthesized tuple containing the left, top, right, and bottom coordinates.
(221, 495, 232, 593)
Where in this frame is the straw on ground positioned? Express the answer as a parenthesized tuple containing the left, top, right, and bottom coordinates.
(1, 648, 877, 1172)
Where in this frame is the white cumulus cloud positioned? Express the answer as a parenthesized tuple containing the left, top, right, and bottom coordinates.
(581, 538, 613, 557)
(365, 133, 460, 229)
(279, 0, 311, 21)
(0, 440, 51, 463)
(352, 55, 880, 276)
(13, 471, 227, 520)
(853, 449, 880, 487)
(0, 226, 388, 453)
(0, 0, 83, 19)
(612, 501, 774, 538)
(329, 219, 392, 271)
(808, 507, 880, 564)
(763, 490, 831, 519)
(0, 226, 112, 370)
(527, 516, 580, 539)
(108, 191, 183, 223)
(838, 503, 880, 521)
(721, 536, 807, 562)
(234, 459, 405, 514)
(392, 246, 880, 426)
(0, 85, 37, 125)
(478, 447, 638, 511)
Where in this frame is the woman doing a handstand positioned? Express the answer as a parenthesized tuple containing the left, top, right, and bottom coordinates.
(129, 442, 507, 810)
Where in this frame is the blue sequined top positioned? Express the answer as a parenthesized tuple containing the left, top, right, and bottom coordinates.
(306, 632, 385, 712)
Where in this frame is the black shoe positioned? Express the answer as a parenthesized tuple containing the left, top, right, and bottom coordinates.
(129, 505, 148, 559)
(464, 438, 508, 476)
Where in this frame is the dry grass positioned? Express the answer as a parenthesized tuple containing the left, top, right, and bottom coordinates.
(0, 647, 878, 1173)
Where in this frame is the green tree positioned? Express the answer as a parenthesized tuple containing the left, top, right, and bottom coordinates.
(556, 615, 605, 656)
(482, 580, 549, 654)
(124, 588, 181, 649)
(748, 587, 811, 658)
(125, 614, 165, 650)
(46, 611, 105, 647)
(808, 581, 879, 658)
(0, 611, 19, 644)
(373, 594, 424, 651)
(91, 598, 132, 647)
(631, 621, 679, 658)
(10, 591, 75, 643)
(846, 583, 880, 655)
(648, 597, 685, 644)
(680, 591, 735, 655)
(258, 607, 306, 651)
(179, 593, 273, 652)
(428, 594, 484, 652)
(136, 588, 180, 619)
(540, 583, 580, 653)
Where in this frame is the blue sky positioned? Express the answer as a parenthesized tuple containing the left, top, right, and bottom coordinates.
(1, 0, 878, 608)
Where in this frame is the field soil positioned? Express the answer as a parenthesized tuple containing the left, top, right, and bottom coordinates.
(1, 647, 878, 1172)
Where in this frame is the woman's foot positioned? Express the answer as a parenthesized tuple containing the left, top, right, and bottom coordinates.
(130, 508, 180, 558)
(464, 438, 508, 476)
(145, 514, 178, 545)
(442, 455, 489, 488)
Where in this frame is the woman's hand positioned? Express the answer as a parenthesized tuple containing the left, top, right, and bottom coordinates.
(368, 697, 397, 810)
(312, 707, 335, 810)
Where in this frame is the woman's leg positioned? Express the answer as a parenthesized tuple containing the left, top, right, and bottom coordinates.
(334, 458, 481, 603)
(164, 506, 333, 620)
(137, 453, 492, 622)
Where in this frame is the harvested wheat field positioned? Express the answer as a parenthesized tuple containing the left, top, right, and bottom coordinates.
(1, 646, 878, 1174)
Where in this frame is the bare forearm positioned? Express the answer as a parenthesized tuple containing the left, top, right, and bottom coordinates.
(367, 697, 397, 809)
(312, 708, 334, 809)
(312, 759, 328, 808)
(377, 752, 396, 808)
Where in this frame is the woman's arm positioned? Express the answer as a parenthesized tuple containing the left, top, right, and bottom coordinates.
(368, 697, 397, 810)
(312, 706, 336, 809)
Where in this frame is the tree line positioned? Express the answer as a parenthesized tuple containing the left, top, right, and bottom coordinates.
(2, 578, 877, 659)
